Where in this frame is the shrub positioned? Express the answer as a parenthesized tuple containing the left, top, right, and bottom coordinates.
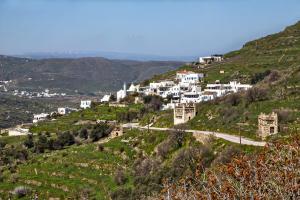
(114, 169, 127, 185)
(34, 135, 48, 153)
(24, 134, 34, 149)
(274, 109, 295, 124)
(0, 171, 3, 182)
(97, 144, 104, 151)
(267, 70, 280, 82)
(13, 186, 31, 198)
(79, 128, 88, 140)
(89, 124, 110, 142)
(245, 87, 268, 104)
(0, 140, 7, 149)
(57, 132, 75, 146)
(212, 146, 241, 165)
(143, 95, 163, 111)
(251, 70, 271, 84)
(225, 93, 241, 106)
(220, 107, 240, 124)
(73, 131, 79, 137)
(110, 187, 132, 200)
(45, 131, 51, 137)
(160, 136, 300, 199)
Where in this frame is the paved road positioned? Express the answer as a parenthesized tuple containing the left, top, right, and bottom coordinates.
(122, 123, 266, 147)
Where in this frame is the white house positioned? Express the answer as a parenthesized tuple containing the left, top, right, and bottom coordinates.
(33, 113, 50, 123)
(101, 94, 111, 103)
(1, 127, 30, 136)
(127, 83, 140, 93)
(80, 100, 92, 109)
(181, 92, 202, 103)
(176, 70, 193, 80)
(117, 83, 127, 102)
(199, 55, 223, 65)
(228, 81, 252, 92)
(181, 73, 203, 84)
(57, 107, 77, 115)
(200, 91, 217, 102)
(205, 81, 252, 97)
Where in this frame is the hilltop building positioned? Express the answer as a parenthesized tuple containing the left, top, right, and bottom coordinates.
(174, 103, 196, 125)
(258, 112, 278, 140)
(199, 55, 223, 65)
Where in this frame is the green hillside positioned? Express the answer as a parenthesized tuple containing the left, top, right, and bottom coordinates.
(145, 21, 300, 140)
(0, 21, 299, 199)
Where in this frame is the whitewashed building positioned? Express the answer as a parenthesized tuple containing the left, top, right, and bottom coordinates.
(117, 83, 127, 102)
(80, 100, 92, 109)
(199, 55, 223, 65)
(57, 107, 77, 115)
(127, 83, 140, 93)
(101, 94, 111, 103)
(205, 81, 252, 97)
(181, 73, 203, 84)
(33, 113, 50, 123)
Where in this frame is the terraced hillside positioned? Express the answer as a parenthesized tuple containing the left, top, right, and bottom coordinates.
(0, 21, 299, 200)
(0, 126, 256, 199)
(149, 21, 300, 85)
(30, 104, 143, 133)
(142, 21, 300, 140)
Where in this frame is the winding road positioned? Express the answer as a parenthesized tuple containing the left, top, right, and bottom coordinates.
(122, 123, 266, 147)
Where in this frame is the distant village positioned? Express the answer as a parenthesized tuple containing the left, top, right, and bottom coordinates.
(0, 80, 67, 98)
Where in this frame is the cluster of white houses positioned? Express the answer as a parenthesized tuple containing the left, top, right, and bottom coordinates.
(116, 70, 252, 106)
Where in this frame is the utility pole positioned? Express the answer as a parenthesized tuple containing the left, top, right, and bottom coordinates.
(147, 103, 150, 134)
(239, 124, 241, 145)
(148, 114, 150, 134)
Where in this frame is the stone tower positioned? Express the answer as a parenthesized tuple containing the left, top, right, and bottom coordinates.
(258, 112, 278, 140)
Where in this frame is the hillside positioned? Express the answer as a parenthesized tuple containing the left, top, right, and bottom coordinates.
(143, 21, 300, 140)
(0, 56, 183, 94)
(0, 21, 299, 200)
(149, 21, 300, 85)
(0, 94, 79, 129)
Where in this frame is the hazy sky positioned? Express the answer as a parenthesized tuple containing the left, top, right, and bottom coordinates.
(0, 0, 299, 57)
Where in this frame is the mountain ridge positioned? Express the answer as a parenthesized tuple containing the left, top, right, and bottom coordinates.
(0, 56, 184, 94)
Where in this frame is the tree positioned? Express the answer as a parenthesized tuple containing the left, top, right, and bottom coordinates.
(24, 134, 34, 149)
(245, 87, 268, 104)
(79, 128, 88, 140)
(225, 93, 241, 106)
(89, 124, 110, 142)
(57, 132, 75, 146)
(34, 134, 48, 153)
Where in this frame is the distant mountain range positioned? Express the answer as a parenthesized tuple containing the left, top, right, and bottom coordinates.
(0, 55, 184, 94)
(15, 51, 196, 62)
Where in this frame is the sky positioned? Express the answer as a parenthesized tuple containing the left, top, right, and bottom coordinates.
(0, 0, 299, 59)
